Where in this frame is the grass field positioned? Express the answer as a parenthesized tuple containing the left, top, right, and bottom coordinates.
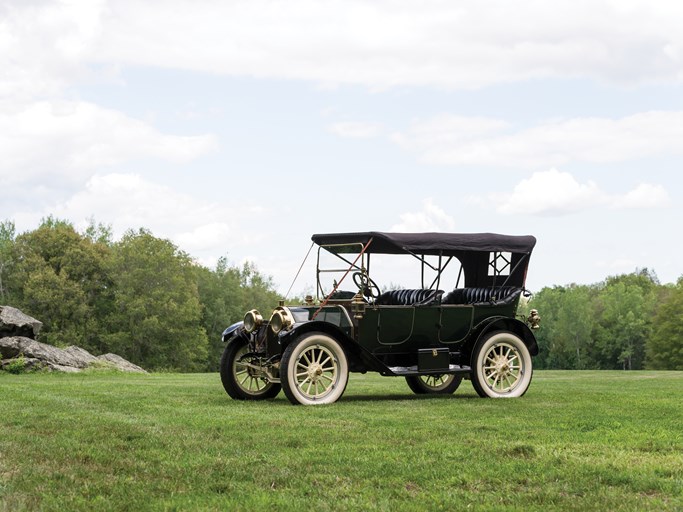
(1, 370, 681, 511)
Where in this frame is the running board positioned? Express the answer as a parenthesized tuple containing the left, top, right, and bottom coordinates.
(384, 364, 471, 377)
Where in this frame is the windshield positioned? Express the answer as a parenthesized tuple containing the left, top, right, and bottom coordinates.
(315, 244, 465, 299)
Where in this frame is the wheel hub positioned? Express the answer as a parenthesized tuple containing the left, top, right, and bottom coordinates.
(494, 355, 511, 377)
(307, 363, 324, 382)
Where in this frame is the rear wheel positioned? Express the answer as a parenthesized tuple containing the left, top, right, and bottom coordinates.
(405, 374, 462, 394)
(470, 331, 533, 398)
(281, 332, 349, 405)
(220, 338, 281, 400)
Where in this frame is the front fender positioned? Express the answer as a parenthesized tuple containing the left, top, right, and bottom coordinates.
(222, 321, 244, 343)
(279, 322, 383, 373)
(279, 321, 351, 348)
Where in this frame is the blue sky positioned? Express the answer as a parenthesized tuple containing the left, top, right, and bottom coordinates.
(1, 0, 681, 295)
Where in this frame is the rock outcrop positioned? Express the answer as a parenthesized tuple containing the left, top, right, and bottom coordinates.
(0, 305, 147, 373)
(0, 305, 42, 339)
(96, 353, 146, 373)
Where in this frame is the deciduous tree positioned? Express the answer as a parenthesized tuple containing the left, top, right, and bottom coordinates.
(104, 229, 208, 371)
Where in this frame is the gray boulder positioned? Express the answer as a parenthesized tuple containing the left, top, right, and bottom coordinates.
(0, 337, 147, 373)
(0, 356, 82, 373)
(0, 336, 86, 368)
(63, 345, 100, 365)
(97, 353, 147, 373)
(0, 306, 43, 339)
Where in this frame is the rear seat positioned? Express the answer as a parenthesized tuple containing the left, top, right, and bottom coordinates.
(442, 286, 521, 306)
(376, 289, 443, 306)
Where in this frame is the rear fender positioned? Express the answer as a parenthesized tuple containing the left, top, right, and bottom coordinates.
(464, 317, 539, 360)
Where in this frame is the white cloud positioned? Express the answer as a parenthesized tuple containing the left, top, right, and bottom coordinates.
(4, 0, 683, 101)
(0, 0, 106, 105)
(610, 183, 671, 209)
(24, 173, 268, 257)
(98, 1, 683, 89)
(391, 198, 456, 232)
(0, 100, 218, 189)
(471, 169, 671, 216)
(394, 111, 683, 168)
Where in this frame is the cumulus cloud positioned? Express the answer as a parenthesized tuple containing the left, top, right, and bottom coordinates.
(394, 111, 683, 168)
(391, 198, 456, 232)
(0, 100, 218, 189)
(32, 173, 267, 256)
(610, 183, 672, 209)
(4, 0, 683, 99)
(470, 169, 671, 216)
(0, 2, 217, 192)
(98, 1, 683, 89)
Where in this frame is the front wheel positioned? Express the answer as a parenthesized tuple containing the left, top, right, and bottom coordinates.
(470, 331, 533, 398)
(281, 332, 349, 405)
(220, 338, 281, 400)
(405, 374, 462, 394)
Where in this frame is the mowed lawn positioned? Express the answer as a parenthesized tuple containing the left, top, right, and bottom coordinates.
(1, 370, 681, 511)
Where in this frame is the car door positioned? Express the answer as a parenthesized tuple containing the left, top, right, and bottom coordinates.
(439, 305, 474, 343)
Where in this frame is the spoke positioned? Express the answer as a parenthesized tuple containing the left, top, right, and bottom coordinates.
(505, 346, 512, 359)
(247, 377, 257, 390)
(299, 375, 311, 387)
(315, 349, 325, 364)
(239, 373, 250, 386)
(319, 374, 334, 383)
(296, 371, 309, 378)
(319, 355, 332, 367)
(306, 380, 313, 395)
(508, 354, 519, 364)
(297, 362, 308, 371)
(321, 362, 336, 373)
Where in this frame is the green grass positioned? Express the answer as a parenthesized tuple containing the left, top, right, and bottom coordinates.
(1, 371, 681, 511)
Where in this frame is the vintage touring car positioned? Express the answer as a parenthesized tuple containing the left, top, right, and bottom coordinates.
(220, 231, 540, 405)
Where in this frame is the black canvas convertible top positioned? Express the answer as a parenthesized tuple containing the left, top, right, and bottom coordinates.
(312, 232, 536, 256)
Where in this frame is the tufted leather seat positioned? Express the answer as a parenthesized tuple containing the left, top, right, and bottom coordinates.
(376, 289, 444, 306)
(442, 286, 521, 305)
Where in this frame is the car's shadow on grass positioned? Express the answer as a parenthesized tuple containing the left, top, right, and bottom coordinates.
(339, 392, 481, 403)
(210, 391, 480, 407)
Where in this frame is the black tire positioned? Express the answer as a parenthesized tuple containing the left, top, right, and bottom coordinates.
(405, 374, 462, 394)
(470, 331, 533, 398)
(220, 337, 281, 400)
(281, 332, 349, 405)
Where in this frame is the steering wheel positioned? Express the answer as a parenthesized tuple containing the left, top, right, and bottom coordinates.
(352, 272, 381, 299)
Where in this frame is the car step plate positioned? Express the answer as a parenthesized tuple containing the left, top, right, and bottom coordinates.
(386, 364, 471, 376)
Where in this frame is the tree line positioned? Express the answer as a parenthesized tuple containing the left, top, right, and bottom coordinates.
(0, 218, 280, 372)
(526, 269, 683, 370)
(2, 218, 681, 371)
